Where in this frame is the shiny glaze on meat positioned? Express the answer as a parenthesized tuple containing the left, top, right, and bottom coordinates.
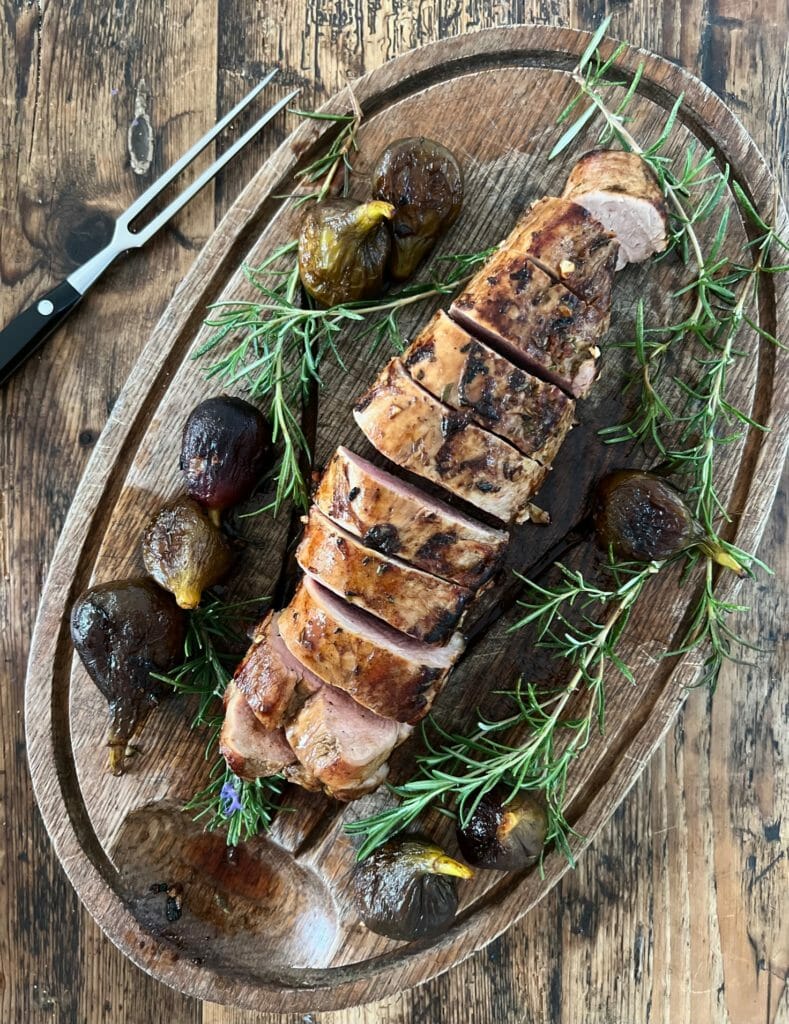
(314, 447, 507, 588)
(354, 359, 548, 524)
(296, 506, 472, 644)
(219, 681, 296, 781)
(278, 576, 463, 724)
(233, 612, 321, 729)
(403, 309, 575, 465)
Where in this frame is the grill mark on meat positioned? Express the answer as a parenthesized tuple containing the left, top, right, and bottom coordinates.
(296, 509, 472, 643)
(354, 360, 548, 523)
(450, 256, 607, 399)
(363, 522, 402, 555)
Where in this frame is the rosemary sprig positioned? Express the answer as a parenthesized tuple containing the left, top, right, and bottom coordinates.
(288, 87, 363, 205)
(155, 594, 283, 845)
(346, 561, 661, 860)
(196, 245, 496, 512)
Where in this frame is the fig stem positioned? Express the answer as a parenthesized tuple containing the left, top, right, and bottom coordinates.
(175, 585, 203, 610)
(698, 540, 746, 578)
(430, 853, 474, 880)
(351, 199, 396, 231)
(106, 739, 127, 776)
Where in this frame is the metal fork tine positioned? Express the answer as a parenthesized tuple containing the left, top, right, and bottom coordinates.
(125, 88, 299, 247)
(120, 68, 280, 226)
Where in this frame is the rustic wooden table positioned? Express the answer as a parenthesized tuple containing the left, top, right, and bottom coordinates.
(1, 3, 786, 1023)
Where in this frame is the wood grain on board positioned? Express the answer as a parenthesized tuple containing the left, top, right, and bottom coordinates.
(1, 4, 787, 1024)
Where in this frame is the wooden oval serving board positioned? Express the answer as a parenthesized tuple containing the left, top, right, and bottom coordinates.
(25, 25, 788, 1012)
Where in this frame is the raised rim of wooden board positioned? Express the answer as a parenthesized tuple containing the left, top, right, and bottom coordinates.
(25, 25, 788, 1012)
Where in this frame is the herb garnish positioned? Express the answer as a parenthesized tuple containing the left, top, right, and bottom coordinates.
(346, 20, 786, 861)
(155, 594, 284, 845)
(194, 98, 496, 515)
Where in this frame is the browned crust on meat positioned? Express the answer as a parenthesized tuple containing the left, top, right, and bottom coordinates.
(277, 580, 449, 724)
(403, 310, 575, 466)
(502, 196, 619, 309)
(563, 149, 669, 221)
(219, 682, 296, 781)
(451, 256, 608, 398)
(296, 507, 471, 644)
(232, 612, 317, 728)
(354, 359, 548, 524)
(314, 449, 507, 588)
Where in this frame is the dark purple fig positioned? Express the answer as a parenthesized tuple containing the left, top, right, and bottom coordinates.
(593, 470, 743, 574)
(181, 396, 272, 521)
(70, 579, 186, 775)
(371, 137, 463, 280)
(352, 837, 472, 941)
(456, 789, 547, 871)
(298, 198, 395, 307)
(142, 497, 232, 609)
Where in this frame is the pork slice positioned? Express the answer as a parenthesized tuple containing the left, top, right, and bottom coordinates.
(297, 506, 472, 644)
(562, 150, 668, 269)
(285, 686, 412, 801)
(233, 611, 322, 729)
(450, 256, 608, 398)
(497, 196, 619, 308)
(219, 681, 296, 781)
(403, 309, 575, 466)
(278, 575, 464, 724)
(354, 359, 548, 524)
(315, 446, 507, 589)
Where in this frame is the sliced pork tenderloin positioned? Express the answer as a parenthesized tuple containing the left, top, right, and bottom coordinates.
(402, 309, 575, 466)
(285, 686, 412, 801)
(233, 611, 322, 729)
(562, 150, 668, 269)
(314, 446, 507, 589)
(494, 196, 619, 309)
(354, 359, 548, 524)
(296, 506, 472, 644)
(451, 255, 608, 398)
(278, 574, 464, 724)
(219, 681, 297, 781)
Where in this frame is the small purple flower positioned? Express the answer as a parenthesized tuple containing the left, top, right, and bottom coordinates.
(111, 87, 119, 96)
(220, 779, 243, 816)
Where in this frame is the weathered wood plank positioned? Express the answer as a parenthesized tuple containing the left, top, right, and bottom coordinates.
(0, 3, 786, 1024)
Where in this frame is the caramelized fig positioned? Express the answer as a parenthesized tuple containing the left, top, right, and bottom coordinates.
(70, 579, 186, 775)
(297, 198, 394, 307)
(142, 497, 232, 609)
(352, 837, 472, 941)
(181, 396, 272, 522)
(456, 789, 547, 871)
(593, 470, 743, 574)
(371, 137, 463, 280)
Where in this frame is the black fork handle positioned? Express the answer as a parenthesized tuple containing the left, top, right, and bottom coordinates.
(0, 280, 82, 386)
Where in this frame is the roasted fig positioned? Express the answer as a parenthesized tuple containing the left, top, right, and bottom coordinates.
(593, 469, 743, 574)
(298, 198, 395, 307)
(70, 579, 186, 775)
(456, 789, 548, 871)
(181, 396, 272, 522)
(371, 137, 463, 280)
(142, 497, 232, 609)
(352, 837, 472, 941)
